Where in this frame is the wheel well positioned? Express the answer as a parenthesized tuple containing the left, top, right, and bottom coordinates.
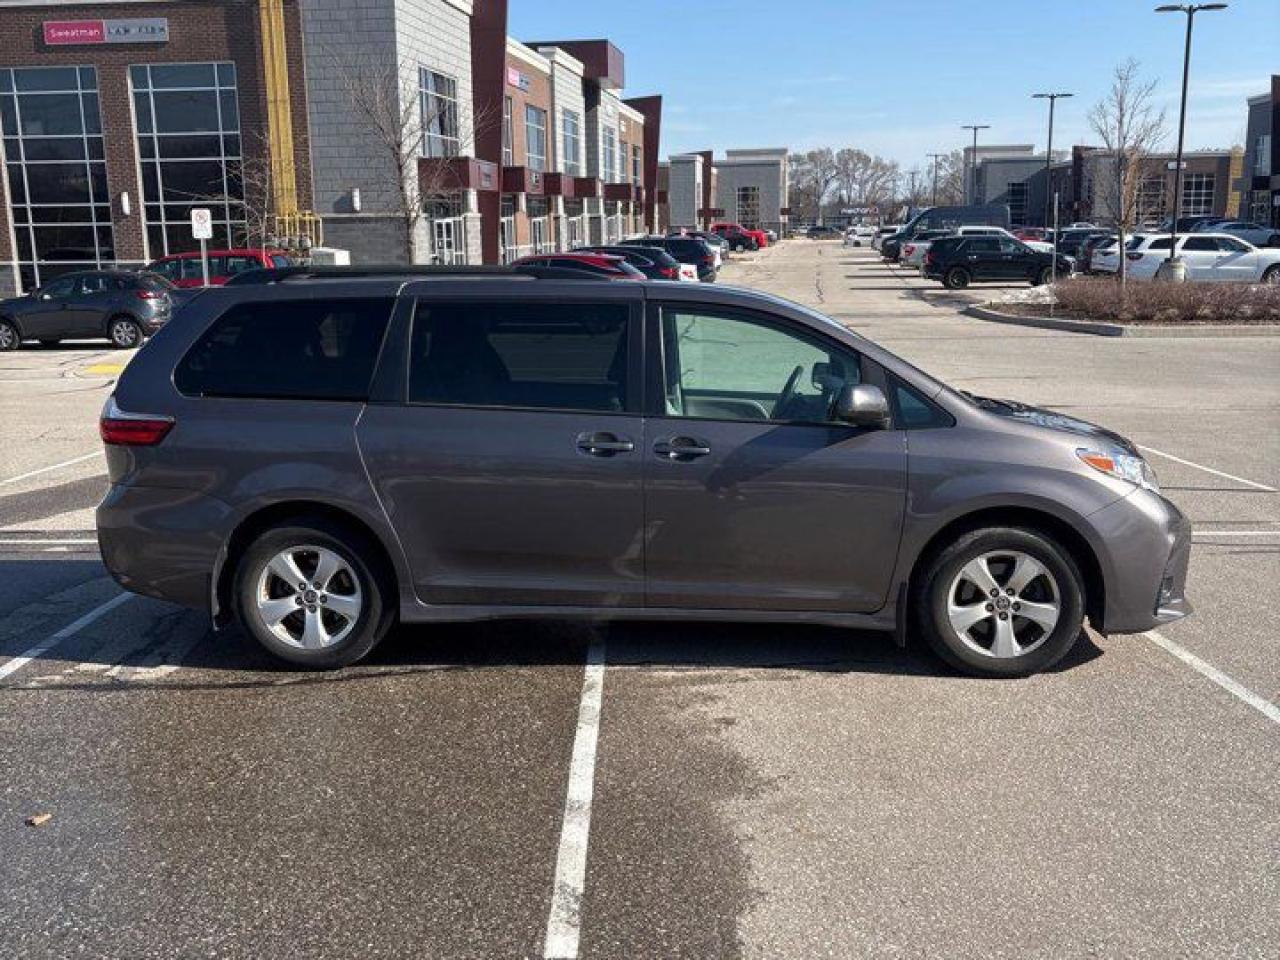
(215, 501, 399, 625)
(104, 312, 140, 331)
(908, 507, 1106, 629)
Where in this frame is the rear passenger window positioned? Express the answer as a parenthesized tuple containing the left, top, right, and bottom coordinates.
(409, 302, 630, 413)
(175, 298, 393, 401)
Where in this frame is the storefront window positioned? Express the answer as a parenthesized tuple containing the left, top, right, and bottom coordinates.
(1, 66, 114, 289)
(1180, 173, 1215, 217)
(525, 105, 547, 172)
(131, 62, 244, 257)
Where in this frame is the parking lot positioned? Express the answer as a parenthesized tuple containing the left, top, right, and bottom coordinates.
(2, 241, 1277, 959)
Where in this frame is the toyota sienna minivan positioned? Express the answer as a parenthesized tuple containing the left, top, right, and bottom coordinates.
(96, 265, 1191, 677)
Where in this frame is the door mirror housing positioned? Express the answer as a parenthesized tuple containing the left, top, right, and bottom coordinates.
(834, 384, 891, 429)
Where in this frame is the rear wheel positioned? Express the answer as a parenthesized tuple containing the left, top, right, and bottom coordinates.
(234, 519, 394, 669)
(943, 267, 971, 290)
(108, 316, 142, 349)
(914, 526, 1085, 677)
(0, 319, 20, 351)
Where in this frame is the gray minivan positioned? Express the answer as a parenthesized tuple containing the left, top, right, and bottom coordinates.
(96, 267, 1191, 677)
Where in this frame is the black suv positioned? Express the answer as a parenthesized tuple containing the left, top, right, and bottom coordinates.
(923, 235, 1073, 289)
(0, 270, 174, 350)
(622, 235, 717, 282)
(572, 245, 684, 280)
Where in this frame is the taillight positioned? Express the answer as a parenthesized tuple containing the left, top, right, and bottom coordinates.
(1126, 252, 1143, 262)
(100, 396, 174, 446)
(702, 255, 714, 265)
(904, 245, 915, 255)
(660, 266, 677, 279)
(925, 251, 935, 266)
(136, 288, 164, 300)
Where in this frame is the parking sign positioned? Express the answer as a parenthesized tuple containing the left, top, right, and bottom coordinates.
(191, 208, 213, 240)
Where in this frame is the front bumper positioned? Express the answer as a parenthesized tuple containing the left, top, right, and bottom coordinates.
(1090, 488, 1193, 634)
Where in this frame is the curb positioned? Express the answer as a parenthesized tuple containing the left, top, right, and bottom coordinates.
(965, 304, 1280, 338)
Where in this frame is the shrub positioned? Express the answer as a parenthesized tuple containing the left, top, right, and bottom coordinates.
(1047, 277, 1280, 325)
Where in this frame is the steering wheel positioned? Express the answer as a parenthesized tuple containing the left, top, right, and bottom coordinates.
(773, 364, 805, 419)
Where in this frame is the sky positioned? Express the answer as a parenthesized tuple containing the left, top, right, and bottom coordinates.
(509, 0, 1279, 171)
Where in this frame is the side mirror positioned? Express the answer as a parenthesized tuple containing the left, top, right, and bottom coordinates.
(835, 384, 891, 429)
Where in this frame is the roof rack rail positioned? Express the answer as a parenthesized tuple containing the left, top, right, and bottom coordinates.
(223, 264, 616, 285)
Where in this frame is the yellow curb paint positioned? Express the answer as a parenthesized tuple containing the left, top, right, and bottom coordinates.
(83, 363, 125, 375)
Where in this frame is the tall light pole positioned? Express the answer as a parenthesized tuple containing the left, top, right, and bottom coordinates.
(927, 153, 945, 206)
(1154, 2, 1228, 280)
(961, 124, 990, 204)
(1032, 92, 1073, 228)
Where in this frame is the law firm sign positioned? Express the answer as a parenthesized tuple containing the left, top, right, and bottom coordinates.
(43, 18, 169, 46)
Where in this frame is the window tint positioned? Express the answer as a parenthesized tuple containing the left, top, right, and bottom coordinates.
(270, 254, 292, 268)
(1182, 236, 1217, 252)
(224, 255, 259, 275)
(409, 301, 630, 413)
(965, 238, 999, 253)
(175, 298, 393, 400)
(998, 238, 1023, 253)
(660, 308, 859, 424)
(78, 274, 124, 294)
(39, 276, 77, 298)
(150, 259, 180, 280)
(891, 376, 954, 430)
(1147, 237, 1173, 250)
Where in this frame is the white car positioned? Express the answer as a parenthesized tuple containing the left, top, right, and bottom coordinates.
(1099, 233, 1280, 282)
(843, 225, 876, 247)
(871, 225, 901, 251)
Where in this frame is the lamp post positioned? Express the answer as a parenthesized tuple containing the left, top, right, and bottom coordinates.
(1032, 92, 1073, 228)
(961, 124, 990, 204)
(1154, 2, 1228, 281)
(927, 153, 945, 206)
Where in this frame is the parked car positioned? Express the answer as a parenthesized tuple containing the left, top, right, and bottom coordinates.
(894, 205, 1012, 242)
(844, 225, 877, 247)
(97, 264, 1191, 677)
(710, 222, 764, 251)
(763, 228, 779, 244)
(924, 235, 1073, 289)
(513, 253, 645, 280)
(1193, 220, 1280, 248)
(1110, 233, 1280, 283)
(806, 225, 841, 239)
(573, 245, 684, 280)
(0, 270, 174, 351)
(626, 234, 718, 281)
(1079, 234, 1119, 274)
(871, 225, 901, 251)
(1055, 228, 1112, 260)
(1154, 215, 1229, 235)
(1012, 227, 1049, 243)
(146, 248, 295, 288)
(899, 229, 957, 269)
(668, 230, 726, 269)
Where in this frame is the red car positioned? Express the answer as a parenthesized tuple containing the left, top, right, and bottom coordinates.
(1012, 228, 1048, 243)
(146, 248, 294, 288)
(710, 222, 768, 251)
(513, 253, 645, 279)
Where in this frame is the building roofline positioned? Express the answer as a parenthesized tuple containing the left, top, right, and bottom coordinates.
(506, 38, 551, 73)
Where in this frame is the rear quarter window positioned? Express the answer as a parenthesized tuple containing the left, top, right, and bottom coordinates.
(175, 298, 394, 401)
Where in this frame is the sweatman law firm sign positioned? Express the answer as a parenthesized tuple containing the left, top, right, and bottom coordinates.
(43, 18, 169, 46)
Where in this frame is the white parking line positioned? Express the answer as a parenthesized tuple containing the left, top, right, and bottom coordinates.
(543, 637, 607, 960)
(0, 450, 103, 487)
(0, 592, 132, 681)
(0, 538, 99, 545)
(1138, 445, 1276, 493)
(1147, 631, 1280, 726)
(1192, 530, 1280, 537)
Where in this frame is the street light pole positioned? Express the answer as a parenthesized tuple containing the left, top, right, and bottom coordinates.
(1154, 2, 1228, 281)
(1032, 92, 1073, 228)
(927, 153, 944, 206)
(961, 124, 990, 204)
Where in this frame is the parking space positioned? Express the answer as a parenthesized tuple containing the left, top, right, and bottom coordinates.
(1, 241, 1277, 957)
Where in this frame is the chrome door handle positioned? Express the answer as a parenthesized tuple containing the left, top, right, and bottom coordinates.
(575, 432, 634, 456)
(654, 436, 712, 460)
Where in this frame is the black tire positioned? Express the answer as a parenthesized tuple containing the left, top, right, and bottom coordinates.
(1262, 265, 1280, 285)
(39, 339, 60, 348)
(108, 316, 143, 349)
(943, 267, 970, 290)
(233, 518, 394, 669)
(0, 318, 19, 351)
(1033, 266, 1054, 286)
(913, 526, 1086, 678)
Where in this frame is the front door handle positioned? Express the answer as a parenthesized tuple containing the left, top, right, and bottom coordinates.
(575, 431, 634, 457)
(653, 436, 712, 460)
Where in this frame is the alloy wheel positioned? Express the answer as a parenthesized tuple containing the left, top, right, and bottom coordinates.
(111, 319, 139, 347)
(945, 550, 1061, 659)
(253, 545, 363, 650)
(0, 322, 16, 350)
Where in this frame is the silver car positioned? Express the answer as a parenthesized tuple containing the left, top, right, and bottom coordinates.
(1193, 220, 1280, 248)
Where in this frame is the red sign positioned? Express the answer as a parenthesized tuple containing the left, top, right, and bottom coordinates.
(44, 20, 106, 45)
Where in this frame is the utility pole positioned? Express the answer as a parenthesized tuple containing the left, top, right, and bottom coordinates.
(961, 124, 990, 204)
(927, 153, 944, 207)
(1032, 92, 1073, 228)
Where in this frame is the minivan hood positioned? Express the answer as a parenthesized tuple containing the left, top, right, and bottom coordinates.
(965, 393, 1137, 454)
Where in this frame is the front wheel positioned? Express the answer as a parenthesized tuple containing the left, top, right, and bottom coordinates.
(108, 316, 143, 349)
(1262, 265, 1280, 285)
(0, 319, 19, 351)
(1034, 266, 1054, 286)
(234, 519, 394, 669)
(914, 527, 1085, 677)
(943, 267, 970, 290)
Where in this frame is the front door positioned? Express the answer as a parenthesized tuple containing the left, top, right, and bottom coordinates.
(1179, 235, 1222, 279)
(1210, 235, 1257, 281)
(642, 303, 908, 612)
(997, 237, 1035, 280)
(960, 237, 1002, 280)
(357, 293, 646, 608)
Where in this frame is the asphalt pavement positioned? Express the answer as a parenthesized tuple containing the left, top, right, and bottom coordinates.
(1, 244, 1276, 959)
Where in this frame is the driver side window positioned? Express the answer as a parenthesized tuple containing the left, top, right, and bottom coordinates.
(659, 307, 860, 424)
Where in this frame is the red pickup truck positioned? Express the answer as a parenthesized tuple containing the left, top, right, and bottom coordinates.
(710, 222, 769, 251)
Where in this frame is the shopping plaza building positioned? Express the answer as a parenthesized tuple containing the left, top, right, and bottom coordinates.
(661, 147, 790, 235)
(0, 0, 663, 294)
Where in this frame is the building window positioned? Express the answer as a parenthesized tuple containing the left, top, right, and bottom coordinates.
(1137, 176, 1167, 226)
(737, 186, 761, 229)
(1, 66, 114, 290)
(525, 105, 546, 172)
(420, 69, 459, 159)
(1253, 134, 1270, 178)
(1007, 181, 1027, 226)
(131, 62, 243, 259)
(1180, 172, 1215, 217)
(602, 125, 617, 183)
(562, 110, 581, 176)
(631, 144, 642, 187)
(502, 96, 513, 167)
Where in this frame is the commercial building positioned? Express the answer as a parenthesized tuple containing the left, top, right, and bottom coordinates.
(1070, 147, 1241, 227)
(1237, 75, 1278, 228)
(0, 0, 663, 295)
(665, 147, 790, 234)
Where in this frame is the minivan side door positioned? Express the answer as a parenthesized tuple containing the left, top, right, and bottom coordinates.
(641, 301, 907, 612)
(357, 289, 647, 608)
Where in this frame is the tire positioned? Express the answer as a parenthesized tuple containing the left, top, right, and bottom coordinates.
(1034, 266, 1054, 286)
(108, 316, 143, 349)
(233, 519, 395, 669)
(1262, 265, 1280, 285)
(943, 267, 970, 290)
(913, 526, 1085, 678)
(0, 319, 19, 351)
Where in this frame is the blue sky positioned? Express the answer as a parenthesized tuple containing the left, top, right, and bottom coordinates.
(510, 0, 1278, 170)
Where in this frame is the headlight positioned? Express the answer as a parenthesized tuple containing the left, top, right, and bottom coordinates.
(1077, 447, 1160, 493)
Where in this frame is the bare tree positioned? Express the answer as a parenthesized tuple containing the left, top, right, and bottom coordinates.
(791, 148, 840, 223)
(1088, 59, 1166, 287)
